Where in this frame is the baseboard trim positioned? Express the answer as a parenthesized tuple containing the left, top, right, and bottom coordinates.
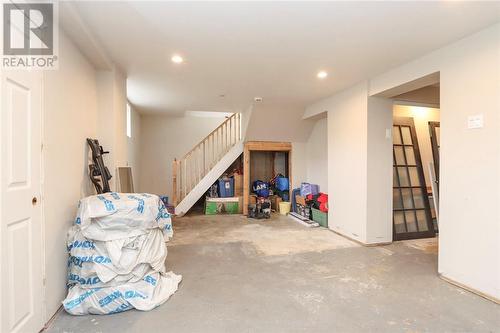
(41, 305, 63, 332)
(328, 228, 392, 247)
(439, 274, 500, 305)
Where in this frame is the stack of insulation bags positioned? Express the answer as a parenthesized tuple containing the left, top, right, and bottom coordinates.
(63, 192, 182, 315)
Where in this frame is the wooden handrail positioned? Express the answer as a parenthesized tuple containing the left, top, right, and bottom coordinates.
(172, 113, 241, 206)
(179, 113, 238, 163)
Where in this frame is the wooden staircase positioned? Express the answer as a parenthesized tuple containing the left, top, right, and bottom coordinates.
(172, 113, 243, 216)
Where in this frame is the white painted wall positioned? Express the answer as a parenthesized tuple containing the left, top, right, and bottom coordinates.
(323, 82, 369, 242)
(42, 32, 98, 319)
(241, 105, 253, 139)
(366, 97, 393, 244)
(370, 23, 500, 300)
(139, 114, 225, 199)
(41, 32, 134, 321)
(307, 23, 500, 299)
(246, 103, 315, 142)
(305, 117, 328, 192)
(291, 142, 307, 190)
(240, 103, 316, 192)
(96, 71, 115, 187)
(113, 70, 128, 169)
(96, 68, 128, 190)
(127, 105, 142, 191)
(306, 83, 403, 245)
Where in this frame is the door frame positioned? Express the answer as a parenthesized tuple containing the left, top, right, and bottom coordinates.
(40, 71, 47, 325)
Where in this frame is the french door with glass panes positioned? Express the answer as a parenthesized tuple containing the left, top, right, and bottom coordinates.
(428, 121, 440, 191)
(392, 117, 435, 241)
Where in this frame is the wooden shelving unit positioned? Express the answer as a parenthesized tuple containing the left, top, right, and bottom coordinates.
(243, 141, 292, 215)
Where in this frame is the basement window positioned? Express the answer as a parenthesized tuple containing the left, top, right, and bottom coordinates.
(126, 103, 132, 138)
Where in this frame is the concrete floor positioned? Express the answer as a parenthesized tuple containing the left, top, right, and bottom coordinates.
(47, 214, 500, 333)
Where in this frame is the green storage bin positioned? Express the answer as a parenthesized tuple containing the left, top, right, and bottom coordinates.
(205, 198, 239, 215)
(205, 201, 219, 215)
(311, 207, 328, 227)
(224, 202, 239, 214)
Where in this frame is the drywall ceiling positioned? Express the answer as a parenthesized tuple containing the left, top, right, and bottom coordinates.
(70, 1, 500, 114)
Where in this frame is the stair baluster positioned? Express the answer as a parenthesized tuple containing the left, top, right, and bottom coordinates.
(172, 113, 241, 206)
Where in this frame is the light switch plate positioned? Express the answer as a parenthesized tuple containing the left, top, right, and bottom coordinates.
(385, 128, 392, 139)
(467, 114, 484, 129)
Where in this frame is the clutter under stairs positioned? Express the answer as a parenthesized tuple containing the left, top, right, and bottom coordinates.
(173, 113, 243, 216)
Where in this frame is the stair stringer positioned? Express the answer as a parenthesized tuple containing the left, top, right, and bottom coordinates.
(175, 141, 244, 216)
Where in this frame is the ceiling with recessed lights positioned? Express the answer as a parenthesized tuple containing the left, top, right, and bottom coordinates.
(68, 1, 500, 115)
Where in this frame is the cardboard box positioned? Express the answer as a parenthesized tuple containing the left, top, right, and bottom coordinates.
(249, 195, 257, 205)
(295, 195, 306, 206)
(233, 173, 243, 196)
(269, 195, 282, 211)
(238, 196, 243, 214)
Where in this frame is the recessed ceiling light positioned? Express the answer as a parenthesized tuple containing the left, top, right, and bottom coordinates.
(171, 55, 184, 64)
(317, 71, 328, 79)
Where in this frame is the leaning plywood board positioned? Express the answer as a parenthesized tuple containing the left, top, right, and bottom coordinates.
(117, 166, 134, 193)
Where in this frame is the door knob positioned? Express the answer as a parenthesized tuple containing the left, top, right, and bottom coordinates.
(32, 197, 38, 205)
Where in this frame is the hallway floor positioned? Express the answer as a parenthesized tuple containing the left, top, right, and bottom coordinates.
(47, 214, 500, 332)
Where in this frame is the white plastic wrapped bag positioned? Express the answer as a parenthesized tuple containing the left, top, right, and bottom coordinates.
(64, 192, 180, 315)
(63, 271, 182, 315)
(67, 228, 168, 287)
(75, 193, 173, 241)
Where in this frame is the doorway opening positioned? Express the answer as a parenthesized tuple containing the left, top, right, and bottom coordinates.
(391, 80, 440, 242)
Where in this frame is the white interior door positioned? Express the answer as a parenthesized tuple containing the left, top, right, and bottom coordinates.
(1, 69, 44, 333)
